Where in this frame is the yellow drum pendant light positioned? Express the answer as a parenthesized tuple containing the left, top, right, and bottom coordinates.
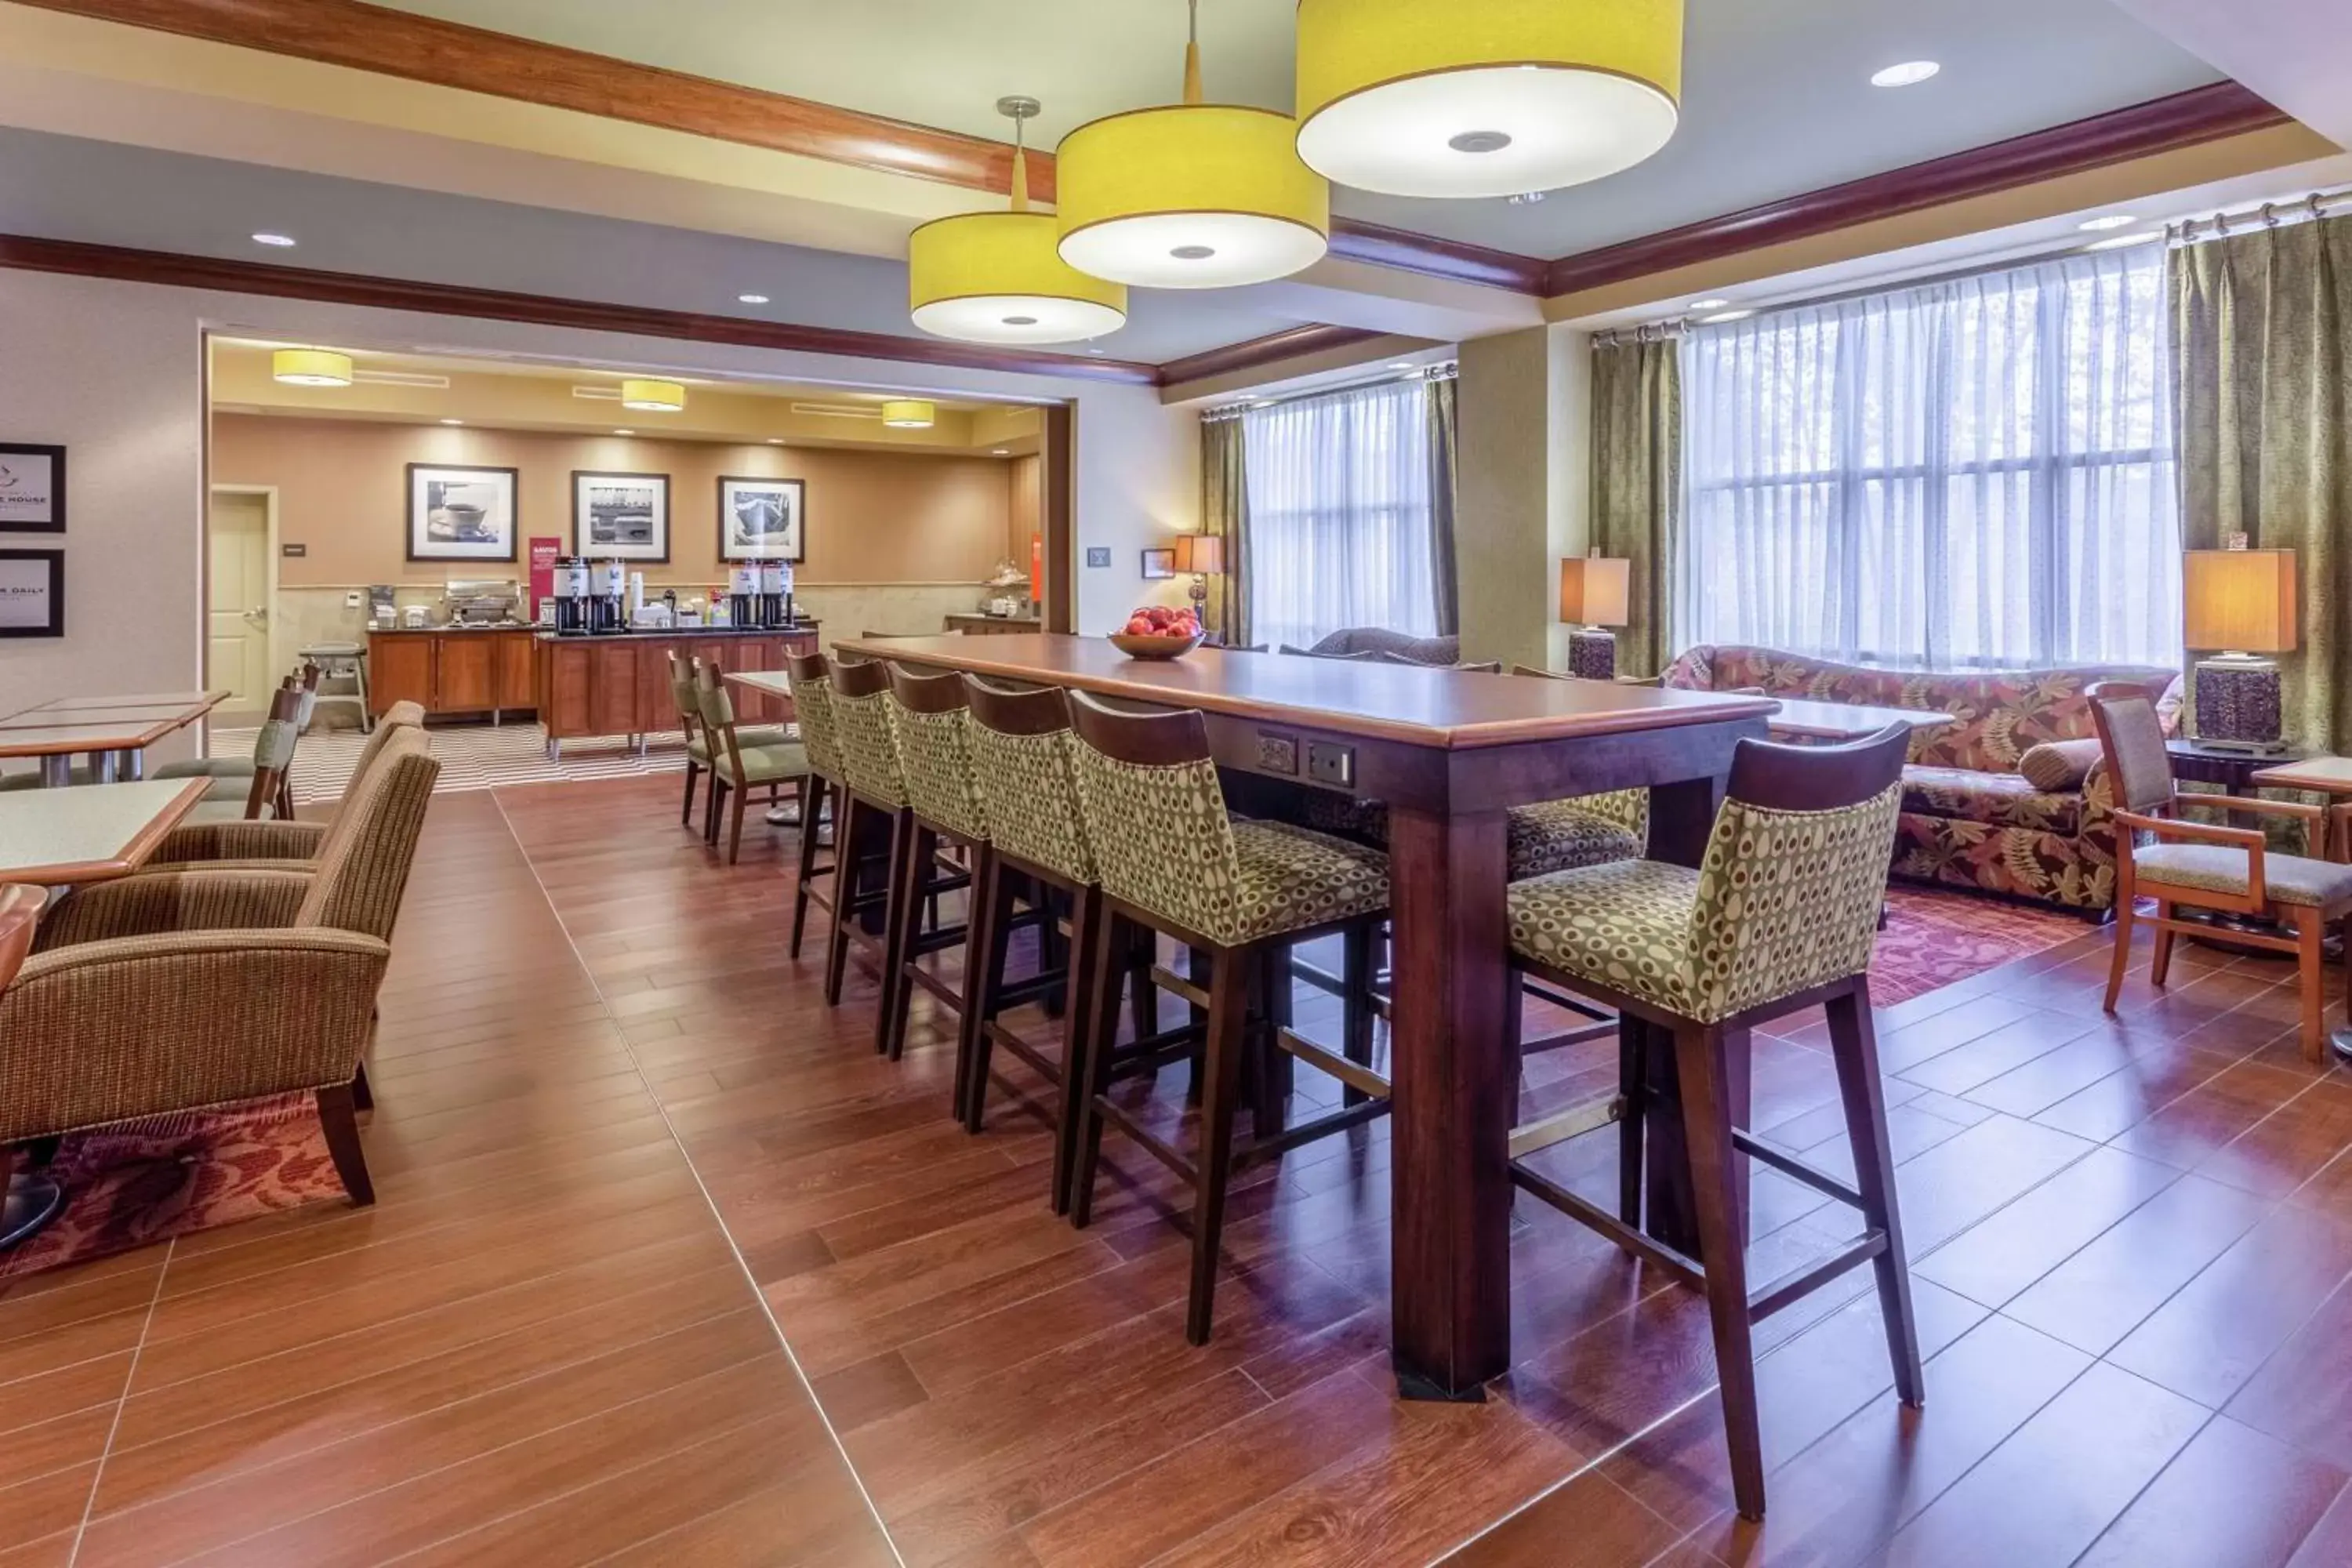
(1295, 0, 1684, 200)
(909, 97, 1127, 347)
(1055, 0, 1327, 290)
(620, 379, 687, 412)
(880, 400, 936, 429)
(272, 348, 354, 387)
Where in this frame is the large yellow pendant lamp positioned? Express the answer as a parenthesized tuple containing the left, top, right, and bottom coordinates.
(1055, 0, 1327, 289)
(908, 97, 1128, 346)
(1295, 0, 1684, 200)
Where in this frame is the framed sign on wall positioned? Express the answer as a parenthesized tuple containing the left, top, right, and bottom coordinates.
(0, 443, 65, 532)
(572, 470, 671, 562)
(407, 463, 519, 562)
(717, 476, 807, 562)
(0, 549, 64, 637)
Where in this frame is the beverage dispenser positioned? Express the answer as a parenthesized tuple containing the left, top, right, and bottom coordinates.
(586, 557, 626, 635)
(553, 557, 590, 635)
(729, 562, 762, 628)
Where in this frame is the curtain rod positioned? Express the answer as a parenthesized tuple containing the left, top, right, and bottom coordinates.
(1204, 360, 1455, 419)
(1592, 184, 2352, 346)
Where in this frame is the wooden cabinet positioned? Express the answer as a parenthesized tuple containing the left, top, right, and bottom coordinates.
(535, 628, 820, 747)
(365, 630, 542, 718)
(945, 614, 1042, 637)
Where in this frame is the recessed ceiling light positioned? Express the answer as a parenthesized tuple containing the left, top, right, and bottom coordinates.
(251, 232, 298, 248)
(1686, 298, 1730, 310)
(439, 418, 463, 426)
(992, 448, 1011, 456)
(2083, 230, 2164, 252)
(738, 293, 771, 304)
(1087, 347, 1107, 355)
(613, 428, 636, 437)
(1387, 360, 1417, 370)
(767, 437, 785, 445)
(2078, 214, 2140, 233)
(1871, 60, 1940, 88)
(1699, 308, 1755, 324)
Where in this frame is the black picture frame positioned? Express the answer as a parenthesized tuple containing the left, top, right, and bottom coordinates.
(0, 548, 64, 637)
(406, 463, 519, 562)
(717, 475, 808, 563)
(572, 470, 672, 563)
(0, 443, 66, 533)
(1140, 547, 1176, 580)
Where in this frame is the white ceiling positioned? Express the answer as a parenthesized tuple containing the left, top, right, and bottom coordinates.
(370, 0, 2226, 256)
(0, 125, 1301, 364)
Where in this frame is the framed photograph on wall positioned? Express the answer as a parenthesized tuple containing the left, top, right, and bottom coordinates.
(407, 463, 518, 562)
(0, 549, 64, 637)
(1140, 547, 1176, 579)
(0, 443, 65, 532)
(717, 476, 806, 562)
(572, 470, 670, 562)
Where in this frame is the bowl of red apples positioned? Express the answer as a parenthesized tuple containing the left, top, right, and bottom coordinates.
(1109, 604, 1206, 659)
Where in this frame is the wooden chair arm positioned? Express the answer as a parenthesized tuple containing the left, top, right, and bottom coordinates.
(2197, 795, 2325, 826)
(2116, 810, 2269, 904)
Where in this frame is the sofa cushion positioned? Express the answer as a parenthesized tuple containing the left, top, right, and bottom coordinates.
(1902, 765, 2081, 835)
(2017, 738, 2104, 791)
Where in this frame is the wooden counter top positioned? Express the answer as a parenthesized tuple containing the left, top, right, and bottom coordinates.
(834, 634, 1777, 751)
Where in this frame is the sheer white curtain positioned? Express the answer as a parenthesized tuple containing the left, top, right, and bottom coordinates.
(1241, 378, 1442, 650)
(1678, 244, 2182, 670)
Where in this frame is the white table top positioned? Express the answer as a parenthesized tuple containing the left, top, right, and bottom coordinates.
(0, 779, 210, 887)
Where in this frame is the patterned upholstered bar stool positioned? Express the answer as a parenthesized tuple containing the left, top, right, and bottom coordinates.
(784, 651, 848, 961)
(1063, 692, 1391, 1345)
(691, 661, 810, 865)
(1503, 723, 1920, 1520)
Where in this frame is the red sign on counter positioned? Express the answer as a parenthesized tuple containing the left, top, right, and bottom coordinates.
(528, 536, 561, 622)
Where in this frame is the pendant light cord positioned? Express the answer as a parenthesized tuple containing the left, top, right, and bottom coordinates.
(1182, 0, 1203, 105)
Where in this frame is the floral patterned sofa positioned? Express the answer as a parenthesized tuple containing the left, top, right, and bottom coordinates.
(1661, 646, 2183, 913)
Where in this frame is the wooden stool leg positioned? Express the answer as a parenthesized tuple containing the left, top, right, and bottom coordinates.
(956, 848, 1011, 1130)
(877, 817, 927, 1058)
(1250, 945, 1293, 1141)
(1068, 909, 1133, 1229)
(1827, 985, 1925, 1409)
(790, 775, 826, 960)
(823, 796, 869, 1007)
(1617, 1018, 1646, 1229)
(2296, 906, 2326, 1062)
(1670, 1021, 1766, 1521)
(1342, 924, 1375, 1108)
(1051, 884, 1105, 1214)
(1127, 926, 1157, 1045)
(1187, 946, 1250, 1346)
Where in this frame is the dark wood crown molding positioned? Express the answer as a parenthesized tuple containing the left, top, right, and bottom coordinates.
(0, 233, 1160, 384)
(1155, 325, 1389, 389)
(1324, 221, 1548, 294)
(1543, 82, 2291, 297)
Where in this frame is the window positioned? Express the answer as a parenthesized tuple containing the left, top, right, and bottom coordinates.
(1240, 377, 1443, 650)
(1678, 244, 2182, 670)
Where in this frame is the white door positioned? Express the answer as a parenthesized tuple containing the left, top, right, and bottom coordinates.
(208, 490, 273, 723)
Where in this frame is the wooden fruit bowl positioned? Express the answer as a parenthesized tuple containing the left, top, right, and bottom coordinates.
(1108, 630, 1206, 660)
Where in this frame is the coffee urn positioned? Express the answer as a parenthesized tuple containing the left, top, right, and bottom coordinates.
(729, 562, 762, 628)
(758, 558, 793, 629)
(552, 557, 590, 635)
(587, 558, 626, 635)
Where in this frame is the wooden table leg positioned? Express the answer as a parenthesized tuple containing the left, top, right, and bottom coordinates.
(1386, 804, 1514, 1402)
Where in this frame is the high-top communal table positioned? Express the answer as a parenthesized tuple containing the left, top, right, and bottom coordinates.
(834, 633, 1777, 1399)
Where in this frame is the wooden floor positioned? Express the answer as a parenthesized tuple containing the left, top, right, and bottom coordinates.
(13, 774, 2352, 1566)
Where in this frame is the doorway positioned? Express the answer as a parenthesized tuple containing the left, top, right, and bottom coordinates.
(207, 485, 278, 725)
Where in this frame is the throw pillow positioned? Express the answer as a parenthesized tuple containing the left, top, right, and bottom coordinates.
(2017, 738, 2104, 792)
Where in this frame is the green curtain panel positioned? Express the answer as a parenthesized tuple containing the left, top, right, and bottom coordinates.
(1590, 334, 1682, 677)
(1426, 376, 1461, 636)
(1200, 414, 1250, 646)
(2171, 215, 2352, 753)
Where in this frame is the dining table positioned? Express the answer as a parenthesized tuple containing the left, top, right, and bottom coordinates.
(1766, 696, 1956, 743)
(0, 691, 227, 786)
(0, 777, 210, 887)
(833, 633, 1777, 1399)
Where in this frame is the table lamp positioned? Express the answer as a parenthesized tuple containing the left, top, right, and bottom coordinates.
(2183, 544, 2297, 754)
(1172, 534, 1225, 626)
(1559, 554, 1632, 680)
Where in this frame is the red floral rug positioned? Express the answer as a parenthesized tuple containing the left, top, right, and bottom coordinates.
(1871, 884, 2089, 1006)
(0, 1094, 347, 1284)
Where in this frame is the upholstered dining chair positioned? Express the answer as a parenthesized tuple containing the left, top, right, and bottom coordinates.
(156, 666, 319, 807)
(670, 650, 790, 834)
(1062, 691, 1390, 1345)
(2089, 682, 2351, 1059)
(691, 660, 810, 866)
(1503, 723, 1922, 1522)
(172, 683, 304, 827)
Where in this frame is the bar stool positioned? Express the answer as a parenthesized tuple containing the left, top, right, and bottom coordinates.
(1062, 691, 1391, 1345)
(785, 651, 848, 961)
(691, 662, 809, 866)
(299, 642, 371, 733)
(1503, 723, 1921, 1521)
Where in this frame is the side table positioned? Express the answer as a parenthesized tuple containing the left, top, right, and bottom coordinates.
(2167, 739, 2311, 795)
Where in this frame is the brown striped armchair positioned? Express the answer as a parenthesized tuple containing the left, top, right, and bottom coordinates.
(146, 699, 426, 869)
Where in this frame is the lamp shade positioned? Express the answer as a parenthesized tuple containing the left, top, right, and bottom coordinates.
(1056, 104, 1329, 289)
(909, 210, 1128, 345)
(1172, 534, 1225, 575)
(1295, 0, 1683, 200)
(1559, 556, 1632, 627)
(619, 379, 686, 412)
(272, 348, 354, 387)
(2184, 548, 2297, 653)
(880, 400, 937, 430)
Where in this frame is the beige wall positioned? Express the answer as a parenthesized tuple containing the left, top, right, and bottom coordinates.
(1456, 326, 1588, 670)
(210, 413, 1021, 592)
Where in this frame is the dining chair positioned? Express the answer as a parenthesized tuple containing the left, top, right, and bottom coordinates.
(174, 682, 305, 826)
(2089, 682, 2351, 1059)
(1503, 722, 1920, 1521)
(670, 651, 790, 833)
(157, 673, 310, 818)
(692, 660, 810, 866)
(1062, 691, 1390, 1344)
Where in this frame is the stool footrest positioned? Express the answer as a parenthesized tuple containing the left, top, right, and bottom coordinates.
(1275, 1027, 1389, 1102)
(1519, 1019, 1620, 1057)
(1733, 1129, 1865, 1210)
(1509, 1161, 1704, 1291)
(1748, 1232, 1887, 1322)
(1234, 1097, 1388, 1166)
(1147, 963, 1210, 1011)
(1088, 1097, 1199, 1184)
(1507, 1094, 1623, 1160)
(1519, 978, 1614, 1022)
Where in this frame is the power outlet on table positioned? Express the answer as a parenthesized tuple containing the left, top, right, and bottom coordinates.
(1306, 742, 1356, 789)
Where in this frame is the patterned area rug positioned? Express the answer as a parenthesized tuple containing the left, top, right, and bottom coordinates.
(0, 1094, 345, 1283)
(213, 723, 692, 805)
(1871, 883, 2089, 1005)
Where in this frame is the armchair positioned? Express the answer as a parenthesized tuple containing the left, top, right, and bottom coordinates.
(2091, 683, 2352, 1060)
(147, 699, 426, 869)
